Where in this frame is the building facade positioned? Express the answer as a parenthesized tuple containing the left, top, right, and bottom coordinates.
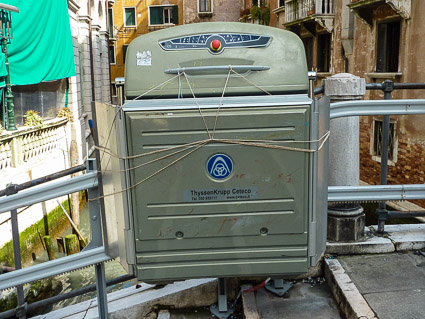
(183, 0, 243, 24)
(269, 0, 425, 207)
(108, 0, 183, 102)
(0, 0, 112, 247)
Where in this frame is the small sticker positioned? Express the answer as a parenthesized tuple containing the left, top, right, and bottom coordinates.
(136, 50, 151, 66)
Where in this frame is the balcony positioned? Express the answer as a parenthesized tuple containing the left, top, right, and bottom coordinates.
(284, 0, 335, 33)
(109, 25, 118, 42)
(348, 0, 411, 26)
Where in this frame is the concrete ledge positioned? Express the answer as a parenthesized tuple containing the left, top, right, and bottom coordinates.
(371, 224, 425, 251)
(34, 278, 217, 319)
(326, 227, 394, 255)
(324, 258, 377, 319)
(327, 224, 425, 255)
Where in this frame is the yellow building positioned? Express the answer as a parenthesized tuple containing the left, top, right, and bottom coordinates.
(108, 0, 183, 99)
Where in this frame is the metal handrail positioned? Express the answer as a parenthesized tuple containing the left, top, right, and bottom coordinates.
(330, 99, 425, 119)
(164, 65, 270, 74)
(0, 159, 110, 318)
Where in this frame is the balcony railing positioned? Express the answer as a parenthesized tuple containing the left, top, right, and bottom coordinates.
(0, 118, 68, 172)
(285, 0, 335, 24)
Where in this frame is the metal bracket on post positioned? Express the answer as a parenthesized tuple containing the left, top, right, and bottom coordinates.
(210, 278, 234, 319)
(15, 302, 27, 319)
(84, 158, 104, 250)
(265, 279, 292, 297)
(308, 71, 317, 98)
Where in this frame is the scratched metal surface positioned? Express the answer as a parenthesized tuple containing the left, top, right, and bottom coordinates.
(125, 103, 312, 281)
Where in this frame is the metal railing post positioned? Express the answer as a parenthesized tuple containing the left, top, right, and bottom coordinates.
(10, 209, 26, 318)
(95, 262, 109, 319)
(377, 80, 394, 233)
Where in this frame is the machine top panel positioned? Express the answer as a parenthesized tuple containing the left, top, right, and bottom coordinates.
(125, 22, 309, 99)
(122, 94, 312, 112)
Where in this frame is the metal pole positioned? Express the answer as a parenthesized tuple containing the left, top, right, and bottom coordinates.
(377, 80, 394, 233)
(10, 209, 26, 319)
(95, 262, 109, 319)
(0, 164, 86, 197)
(3, 37, 16, 130)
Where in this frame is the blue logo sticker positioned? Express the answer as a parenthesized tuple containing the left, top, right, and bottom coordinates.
(207, 154, 233, 180)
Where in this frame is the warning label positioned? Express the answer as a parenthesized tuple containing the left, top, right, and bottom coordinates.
(184, 187, 258, 202)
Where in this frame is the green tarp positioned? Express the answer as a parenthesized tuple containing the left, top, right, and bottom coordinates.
(0, 51, 7, 78)
(1, 0, 76, 86)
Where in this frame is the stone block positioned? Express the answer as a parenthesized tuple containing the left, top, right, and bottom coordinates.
(324, 73, 366, 100)
(327, 213, 365, 242)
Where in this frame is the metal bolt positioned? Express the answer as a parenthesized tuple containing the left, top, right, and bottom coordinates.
(176, 231, 184, 238)
(92, 216, 97, 221)
(260, 227, 268, 235)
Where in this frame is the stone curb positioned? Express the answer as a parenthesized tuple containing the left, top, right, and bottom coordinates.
(324, 258, 377, 319)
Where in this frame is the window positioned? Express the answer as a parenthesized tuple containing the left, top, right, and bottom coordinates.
(376, 20, 400, 72)
(302, 37, 313, 71)
(252, 0, 266, 6)
(199, 0, 212, 13)
(279, 0, 285, 7)
(124, 7, 136, 27)
(108, 8, 114, 36)
(12, 80, 67, 126)
(123, 45, 128, 64)
(109, 45, 116, 64)
(149, 6, 178, 25)
(372, 119, 397, 163)
(317, 33, 331, 72)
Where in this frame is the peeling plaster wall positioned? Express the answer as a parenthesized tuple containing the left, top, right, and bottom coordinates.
(349, 1, 425, 201)
(183, 0, 242, 24)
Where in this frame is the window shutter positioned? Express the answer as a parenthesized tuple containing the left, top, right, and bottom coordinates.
(172, 6, 179, 24)
(150, 7, 163, 25)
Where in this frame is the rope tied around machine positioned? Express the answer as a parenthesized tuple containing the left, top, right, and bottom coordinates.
(90, 66, 330, 201)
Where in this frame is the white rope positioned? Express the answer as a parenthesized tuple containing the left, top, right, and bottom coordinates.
(182, 71, 212, 139)
(212, 66, 232, 139)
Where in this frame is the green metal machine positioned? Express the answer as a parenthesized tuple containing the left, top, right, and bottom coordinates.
(101, 23, 329, 295)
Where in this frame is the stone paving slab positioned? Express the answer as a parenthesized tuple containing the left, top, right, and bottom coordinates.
(365, 290, 425, 319)
(255, 280, 343, 319)
(372, 224, 425, 251)
(339, 252, 425, 293)
(338, 252, 425, 319)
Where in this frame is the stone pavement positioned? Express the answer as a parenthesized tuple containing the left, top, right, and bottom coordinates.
(325, 224, 425, 319)
(338, 252, 425, 319)
(254, 280, 342, 319)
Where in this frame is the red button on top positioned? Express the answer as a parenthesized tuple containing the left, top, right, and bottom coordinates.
(211, 39, 221, 51)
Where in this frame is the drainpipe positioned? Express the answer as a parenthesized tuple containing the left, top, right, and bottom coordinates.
(87, 2, 96, 102)
(105, 3, 112, 101)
